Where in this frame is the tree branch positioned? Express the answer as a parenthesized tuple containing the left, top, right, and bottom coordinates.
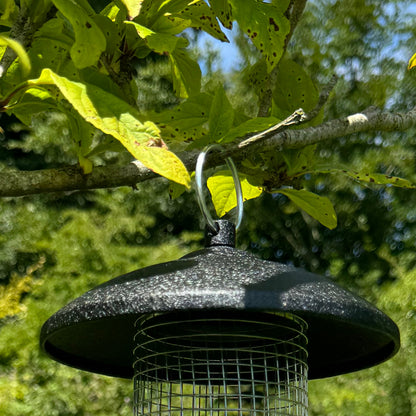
(1, 106, 416, 198)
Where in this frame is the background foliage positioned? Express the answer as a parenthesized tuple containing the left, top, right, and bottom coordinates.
(1, 0, 416, 415)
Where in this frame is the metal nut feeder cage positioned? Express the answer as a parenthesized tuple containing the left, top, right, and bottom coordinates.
(40, 150, 400, 416)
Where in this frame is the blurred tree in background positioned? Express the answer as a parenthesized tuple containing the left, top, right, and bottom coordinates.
(1, 0, 416, 415)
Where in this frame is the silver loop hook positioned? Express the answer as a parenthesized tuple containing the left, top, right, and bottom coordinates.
(195, 145, 243, 233)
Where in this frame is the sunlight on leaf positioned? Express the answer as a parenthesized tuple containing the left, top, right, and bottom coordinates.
(207, 171, 262, 217)
(408, 53, 416, 70)
(28, 69, 190, 187)
(118, 0, 142, 19)
(275, 188, 337, 229)
(126, 21, 180, 54)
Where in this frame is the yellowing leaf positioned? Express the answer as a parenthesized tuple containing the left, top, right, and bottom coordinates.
(118, 0, 142, 19)
(52, 0, 106, 69)
(275, 188, 337, 229)
(207, 171, 263, 217)
(28, 69, 190, 187)
(408, 53, 416, 70)
(0, 36, 31, 76)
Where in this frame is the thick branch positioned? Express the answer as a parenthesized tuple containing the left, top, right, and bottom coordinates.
(1, 106, 416, 197)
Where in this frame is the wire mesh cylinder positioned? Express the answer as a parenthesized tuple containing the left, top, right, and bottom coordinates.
(133, 311, 308, 416)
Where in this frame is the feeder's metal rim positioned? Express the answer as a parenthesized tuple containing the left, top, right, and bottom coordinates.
(40, 221, 400, 380)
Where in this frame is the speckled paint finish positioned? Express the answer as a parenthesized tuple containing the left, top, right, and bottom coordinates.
(40, 220, 400, 380)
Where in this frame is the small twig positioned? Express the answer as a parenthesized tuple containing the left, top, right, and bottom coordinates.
(239, 108, 307, 149)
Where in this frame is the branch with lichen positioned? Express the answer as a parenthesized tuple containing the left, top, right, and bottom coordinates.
(1, 105, 415, 197)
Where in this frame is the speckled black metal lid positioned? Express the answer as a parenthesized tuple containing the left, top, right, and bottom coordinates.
(40, 220, 400, 380)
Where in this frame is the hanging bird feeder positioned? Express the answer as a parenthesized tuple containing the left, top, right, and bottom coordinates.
(40, 148, 400, 416)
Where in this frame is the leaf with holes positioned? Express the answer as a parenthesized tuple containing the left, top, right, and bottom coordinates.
(52, 0, 106, 69)
(27, 68, 190, 186)
(208, 86, 234, 142)
(275, 188, 337, 229)
(207, 171, 263, 217)
(152, 92, 212, 144)
(176, 0, 229, 42)
(209, 0, 233, 29)
(230, 0, 289, 71)
(272, 58, 319, 120)
(220, 116, 280, 144)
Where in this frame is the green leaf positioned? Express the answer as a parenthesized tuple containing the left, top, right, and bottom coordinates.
(207, 171, 263, 217)
(64, 107, 95, 172)
(272, 58, 319, 119)
(208, 86, 234, 142)
(52, 0, 106, 69)
(0, 0, 18, 27)
(0, 36, 31, 76)
(169, 47, 201, 98)
(209, 0, 233, 29)
(126, 21, 180, 54)
(176, 0, 229, 42)
(308, 167, 416, 189)
(282, 145, 317, 177)
(28, 68, 190, 187)
(8, 89, 57, 125)
(408, 53, 416, 70)
(275, 188, 337, 229)
(230, 0, 290, 71)
(152, 92, 212, 144)
(220, 116, 280, 144)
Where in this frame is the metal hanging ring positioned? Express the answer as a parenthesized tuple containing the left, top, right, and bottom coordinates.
(195, 144, 243, 233)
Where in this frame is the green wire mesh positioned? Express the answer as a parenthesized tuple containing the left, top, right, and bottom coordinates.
(133, 311, 308, 416)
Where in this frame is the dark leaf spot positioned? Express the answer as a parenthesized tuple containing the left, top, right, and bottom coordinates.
(269, 18, 279, 31)
(85, 21, 92, 29)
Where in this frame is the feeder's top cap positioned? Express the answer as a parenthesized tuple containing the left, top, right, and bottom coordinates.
(205, 220, 236, 247)
(40, 228, 400, 380)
